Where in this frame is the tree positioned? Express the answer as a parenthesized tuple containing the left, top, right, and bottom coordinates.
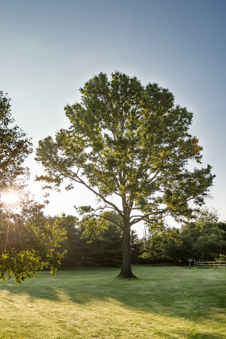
(0, 91, 32, 190)
(130, 230, 144, 263)
(91, 222, 122, 267)
(0, 92, 66, 283)
(164, 208, 226, 262)
(61, 213, 122, 267)
(36, 71, 215, 278)
(0, 196, 67, 284)
(140, 227, 181, 263)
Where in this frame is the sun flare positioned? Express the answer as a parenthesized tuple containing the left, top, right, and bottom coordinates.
(2, 192, 19, 205)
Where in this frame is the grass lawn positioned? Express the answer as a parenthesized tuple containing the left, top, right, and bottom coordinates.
(0, 265, 225, 338)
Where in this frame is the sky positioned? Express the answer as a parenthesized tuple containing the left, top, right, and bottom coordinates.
(0, 0, 226, 236)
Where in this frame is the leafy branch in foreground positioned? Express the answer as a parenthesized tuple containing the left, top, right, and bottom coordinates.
(0, 91, 66, 283)
(0, 193, 67, 284)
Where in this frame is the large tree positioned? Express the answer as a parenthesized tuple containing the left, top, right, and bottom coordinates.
(36, 72, 215, 278)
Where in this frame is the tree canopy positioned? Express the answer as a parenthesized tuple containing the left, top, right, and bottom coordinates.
(36, 71, 215, 277)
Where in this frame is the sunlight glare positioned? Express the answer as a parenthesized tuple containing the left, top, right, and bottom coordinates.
(2, 192, 19, 205)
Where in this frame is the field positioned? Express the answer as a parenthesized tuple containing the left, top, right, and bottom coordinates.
(0, 266, 225, 338)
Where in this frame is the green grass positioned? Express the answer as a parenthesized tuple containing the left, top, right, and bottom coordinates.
(0, 266, 226, 338)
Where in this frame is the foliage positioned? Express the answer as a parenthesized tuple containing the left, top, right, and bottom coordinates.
(192, 206, 219, 225)
(60, 214, 123, 267)
(0, 91, 32, 190)
(140, 227, 181, 263)
(142, 208, 226, 262)
(36, 71, 215, 277)
(0, 195, 67, 284)
(58, 213, 145, 267)
(130, 230, 144, 263)
(179, 221, 226, 261)
(0, 92, 66, 283)
(90, 223, 122, 266)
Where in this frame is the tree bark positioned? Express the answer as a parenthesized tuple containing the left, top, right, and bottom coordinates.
(117, 217, 137, 278)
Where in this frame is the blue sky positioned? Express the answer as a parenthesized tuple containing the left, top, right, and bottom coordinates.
(1, 0, 226, 234)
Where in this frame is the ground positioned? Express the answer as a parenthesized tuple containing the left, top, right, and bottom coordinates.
(0, 266, 225, 338)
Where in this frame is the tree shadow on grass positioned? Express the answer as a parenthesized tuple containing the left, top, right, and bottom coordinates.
(1, 266, 226, 337)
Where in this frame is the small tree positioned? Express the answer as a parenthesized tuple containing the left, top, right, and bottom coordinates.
(36, 72, 215, 278)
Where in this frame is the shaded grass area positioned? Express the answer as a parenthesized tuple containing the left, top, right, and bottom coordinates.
(0, 266, 226, 338)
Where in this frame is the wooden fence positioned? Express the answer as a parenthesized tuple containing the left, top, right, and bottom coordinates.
(194, 261, 226, 268)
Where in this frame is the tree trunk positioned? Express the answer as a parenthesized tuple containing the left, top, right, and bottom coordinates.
(117, 217, 137, 278)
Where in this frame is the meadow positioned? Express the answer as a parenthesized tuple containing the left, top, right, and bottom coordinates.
(0, 266, 225, 339)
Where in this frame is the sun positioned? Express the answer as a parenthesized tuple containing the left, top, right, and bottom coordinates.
(2, 192, 19, 205)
